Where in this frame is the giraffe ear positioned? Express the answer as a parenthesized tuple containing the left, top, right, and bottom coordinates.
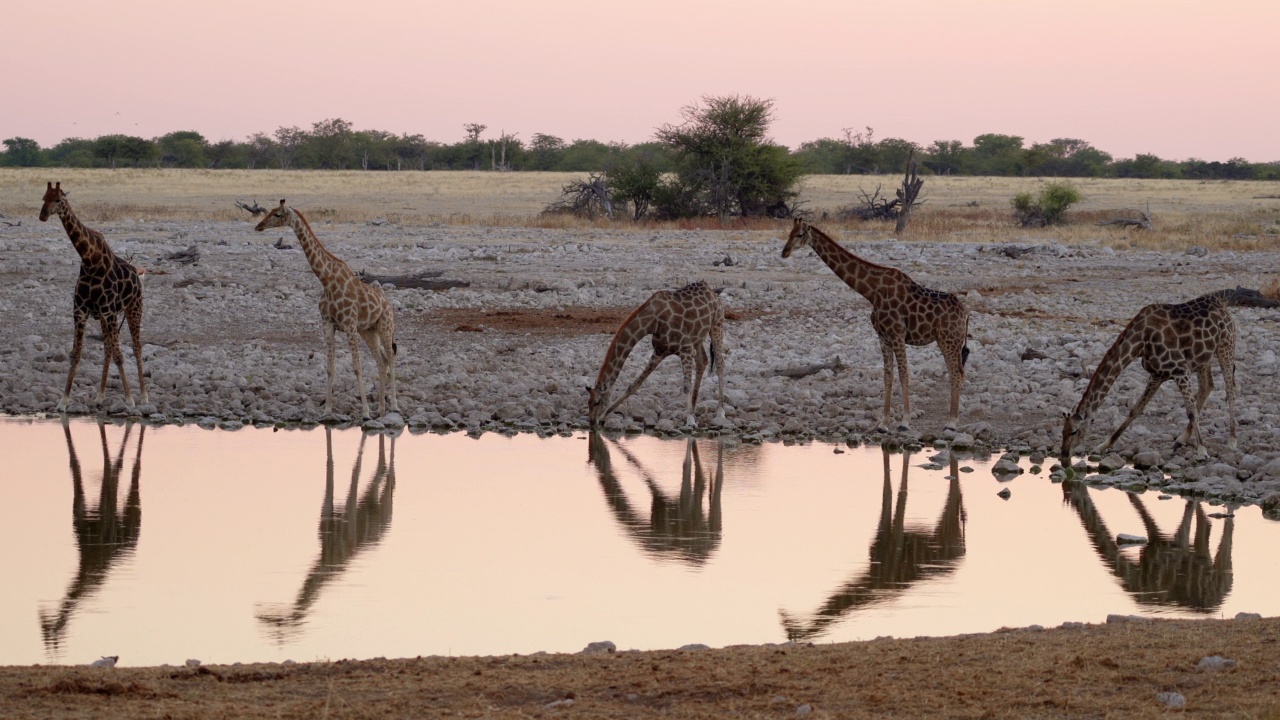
(55, 182, 61, 190)
(47, 181, 53, 190)
(279, 199, 286, 207)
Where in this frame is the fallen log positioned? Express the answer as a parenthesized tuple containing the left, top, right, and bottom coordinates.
(771, 357, 844, 379)
(162, 245, 200, 265)
(1222, 286, 1280, 309)
(358, 270, 469, 290)
(235, 199, 267, 217)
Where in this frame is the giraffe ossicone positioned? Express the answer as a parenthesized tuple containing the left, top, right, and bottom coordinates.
(781, 218, 969, 433)
(255, 199, 399, 421)
(1062, 290, 1238, 460)
(39, 182, 148, 413)
(589, 281, 727, 430)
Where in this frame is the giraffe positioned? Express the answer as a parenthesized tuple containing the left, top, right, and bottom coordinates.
(256, 427, 395, 639)
(780, 449, 966, 642)
(1061, 290, 1238, 460)
(588, 280, 726, 429)
(256, 200, 398, 420)
(39, 182, 148, 412)
(781, 218, 969, 432)
(41, 419, 144, 659)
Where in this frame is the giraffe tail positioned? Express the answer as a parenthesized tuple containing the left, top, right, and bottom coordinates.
(962, 343, 970, 368)
(708, 342, 717, 374)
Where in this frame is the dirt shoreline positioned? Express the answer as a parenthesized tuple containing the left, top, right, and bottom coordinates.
(3, 616, 1277, 719)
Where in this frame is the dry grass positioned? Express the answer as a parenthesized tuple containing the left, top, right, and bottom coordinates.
(3, 617, 1278, 719)
(3, 168, 1279, 253)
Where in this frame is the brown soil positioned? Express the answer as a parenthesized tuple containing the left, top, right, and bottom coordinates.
(3, 618, 1277, 719)
(424, 307, 774, 338)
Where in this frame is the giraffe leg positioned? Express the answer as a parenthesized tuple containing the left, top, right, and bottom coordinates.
(691, 344, 707, 413)
(679, 347, 698, 428)
(99, 315, 132, 411)
(893, 340, 911, 432)
(1218, 347, 1237, 452)
(710, 326, 728, 424)
(126, 298, 147, 405)
(323, 323, 337, 417)
(940, 339, 965, 432)
(59, 312, 89, 412)
(348, 330, 371, 420)
(383, 320, 399, 414)
(604, 352, 666, 419)
(878, 339, 895, 432)
(1173, 375, 1207, 459)
(360, 328, 387, 417)
(1100, 376, 1163, 453)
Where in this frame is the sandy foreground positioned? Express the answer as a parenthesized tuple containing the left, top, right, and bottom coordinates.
(3, 172, 1280, 716)
(1, 617, 1277, 719)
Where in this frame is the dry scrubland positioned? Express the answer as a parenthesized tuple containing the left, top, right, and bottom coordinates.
(3, 169, 1280, 718)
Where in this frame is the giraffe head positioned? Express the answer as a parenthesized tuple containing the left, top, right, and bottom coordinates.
(255, 199, 293, 232)
(39, 181, 67, 222)
(781, 218, 811, 258)
(1060, 410, 1090, 459)
(587, 384, 609, 429)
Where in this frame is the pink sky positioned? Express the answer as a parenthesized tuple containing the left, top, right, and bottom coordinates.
(5, 0, 1278, 161)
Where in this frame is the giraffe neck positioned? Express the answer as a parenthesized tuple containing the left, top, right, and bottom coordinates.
(805, 226, 890, 301)
(286, 210, 349, 286)
(1073, 326, 1143, 419)
(595, 306, 653, 394)
(55, 201, 111, 268)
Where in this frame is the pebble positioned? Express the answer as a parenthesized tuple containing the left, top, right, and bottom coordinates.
(1156, 691, 1187, 708)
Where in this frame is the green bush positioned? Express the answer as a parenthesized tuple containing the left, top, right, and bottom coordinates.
(1011, 182, 1081, 226)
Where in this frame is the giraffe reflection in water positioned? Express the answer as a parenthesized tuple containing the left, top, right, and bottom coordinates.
(781, 449, 967, 642)
(256, 428, 396, 640)
(41, 419, 144, 659)
(1062, 481, 1233, 611)
(587, 433, 723, 566)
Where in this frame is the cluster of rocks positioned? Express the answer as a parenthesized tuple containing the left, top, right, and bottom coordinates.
(3, 219, 1280, 511)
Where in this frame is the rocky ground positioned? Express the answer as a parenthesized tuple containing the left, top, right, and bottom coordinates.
(3, 218, 1280, 511)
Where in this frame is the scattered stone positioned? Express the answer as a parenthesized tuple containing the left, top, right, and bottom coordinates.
(997, 488, 1011, 500)
(991, 458, 1022, 476)
(950, 433, 974, 448)
(1098, 453, 1126, 472)
(185, 658, 201, 667)
(1116, 533, 1147, 545)
(1234, 612, 1263, 621)
(1106, 614, 1151, 624)
(580, 640, 616, 654)
(1197, 655, 1237, 671)
(544, 698, 575, 710)
(1156, 691, 1187, 709)
(678, 643, 710, 652)
(1131, 450, 1163, 469)
(796, 704, 813, 717)
(89, 655, 119, 668)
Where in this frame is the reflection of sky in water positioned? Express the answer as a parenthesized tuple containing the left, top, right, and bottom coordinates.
(2, 417, 1277, 667)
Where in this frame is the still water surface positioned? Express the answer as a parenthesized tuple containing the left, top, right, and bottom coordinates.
(2, 417, 1276, 667)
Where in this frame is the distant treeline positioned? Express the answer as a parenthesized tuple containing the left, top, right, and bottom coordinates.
(3, 119, 1277, 180)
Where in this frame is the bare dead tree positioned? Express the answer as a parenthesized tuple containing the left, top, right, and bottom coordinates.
(235, 199, 267, 217)
(836, 185, 900, 221)
(490, 130, 518, 172)
(1098, 202, 1152, 230)
(894, 150, 924, 235)
(542, 173, 613, 219)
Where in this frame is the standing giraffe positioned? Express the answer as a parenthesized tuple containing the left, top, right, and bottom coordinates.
(781, 219, 969, 432)
(1061, 290, 1238, 459)
(39, 182, 148, 412)
(255, 200, 398, 419)
(588, 280, 727, 429)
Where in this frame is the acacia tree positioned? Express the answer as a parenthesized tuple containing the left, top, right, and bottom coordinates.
(2, 137, 42, 166)
(654, 94, 803, 221)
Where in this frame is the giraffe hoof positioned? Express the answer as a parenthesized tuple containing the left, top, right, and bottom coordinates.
(896, 423, 911, 433)
(875, 425, 890, 434)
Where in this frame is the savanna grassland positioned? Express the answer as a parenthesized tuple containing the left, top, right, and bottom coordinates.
(3, 168, 1279, 251)
(3, 169, 1280, 719)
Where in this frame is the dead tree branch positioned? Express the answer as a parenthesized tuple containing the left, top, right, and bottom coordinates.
(542, 173, 613, 219)
(1222, 285, 1280, 308)
(894, 151, 924, 235)
(358, 270, 470, 290)
(770, 356, 845, 379)
(235, 199, 266, 217)
(161, 245, 200, 265)
(1098, 202, 1152, 230)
